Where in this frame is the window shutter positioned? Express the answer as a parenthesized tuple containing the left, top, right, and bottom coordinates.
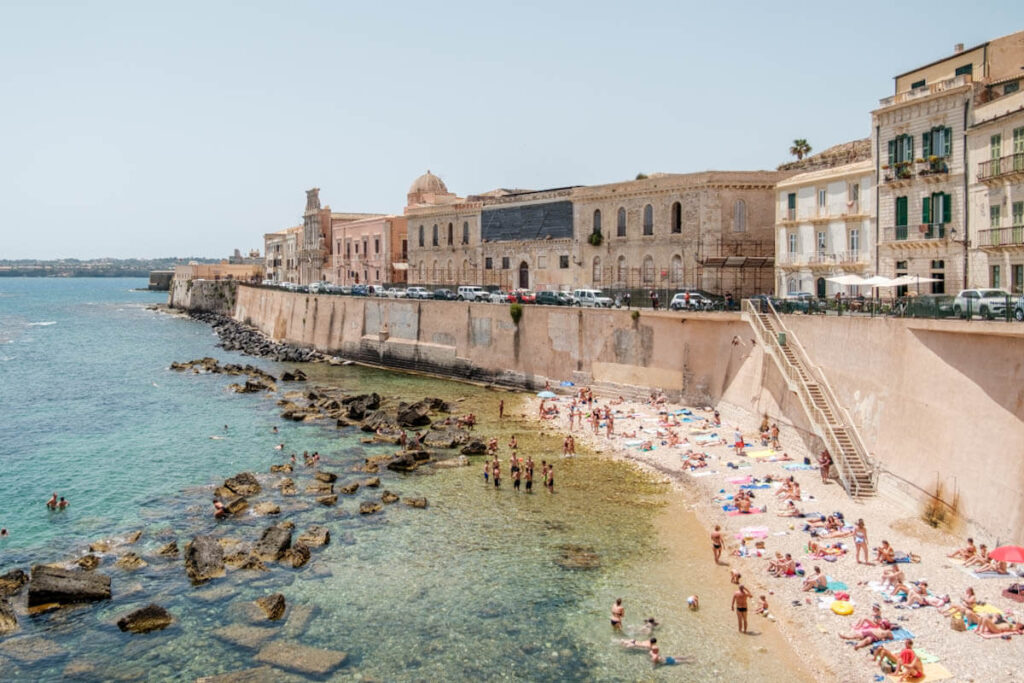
(922, 131, 931, 158)
(944, 127, 952, 157)
(922, 196, 931, 224)
(942, 194, 952, 223)
(908, 136, 914, 161)
(896, 197, 908, 226)
(888, 140, 895, 165)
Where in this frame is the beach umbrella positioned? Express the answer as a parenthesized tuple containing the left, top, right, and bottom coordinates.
(537, 391, 556, 399)
(988, 545, 1024, 563)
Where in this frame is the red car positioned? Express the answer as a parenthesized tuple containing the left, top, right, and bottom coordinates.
(511, 290, 536, 303)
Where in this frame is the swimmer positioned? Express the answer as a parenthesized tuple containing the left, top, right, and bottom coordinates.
(57, 497, 69, 509)
(687, 595, 699, 611)
(610, 598, 624, 631)
(46, 492, 58, 510)
(272, 426, 279, 434)
(274, 443, 284, 450)
(0, 528, 8, 537)
(213, 498, 226, 518)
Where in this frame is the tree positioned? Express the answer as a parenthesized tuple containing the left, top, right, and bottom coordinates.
(790, 139, 812, 160)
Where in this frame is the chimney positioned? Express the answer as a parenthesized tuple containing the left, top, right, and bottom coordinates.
(953, 43, 964, 54)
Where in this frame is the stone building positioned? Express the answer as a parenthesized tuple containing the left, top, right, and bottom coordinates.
(775, 158, 875, 297)
(298, 188, 332, 285)
(264, 225, 301, 283)
(968, 77, 1024, 293)
(331, 214, 409, 287)
(404, 170, 783, 296)
(872, 30, 1024, 293)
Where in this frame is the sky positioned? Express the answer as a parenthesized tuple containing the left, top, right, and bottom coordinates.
(0, 1, 1020, 259)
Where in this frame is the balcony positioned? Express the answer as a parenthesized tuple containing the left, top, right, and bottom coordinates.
(978, 225, 1024, 249)
(882, 223, 952, 248)
(776, 251, 869, 267)
(978, 153, 1024, 183)
(878, 74, 972, 108)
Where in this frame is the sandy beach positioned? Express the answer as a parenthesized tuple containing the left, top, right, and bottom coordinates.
(526, 390, 1023, 683)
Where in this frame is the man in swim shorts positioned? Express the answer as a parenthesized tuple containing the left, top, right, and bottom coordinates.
(611, 598, 624, 630)
(731, 584, 752, 632)
(710, 525, 723, 564)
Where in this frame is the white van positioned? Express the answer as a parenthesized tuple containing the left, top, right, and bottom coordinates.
(406, 286, 431, 300)
(457, 286, 488, 302)
(573, 288, 614, 308)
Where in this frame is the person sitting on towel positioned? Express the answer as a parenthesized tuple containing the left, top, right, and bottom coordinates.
(801, 565, 827, 591)
(947, 537, 976, 561)
(875, 540, 896, 564)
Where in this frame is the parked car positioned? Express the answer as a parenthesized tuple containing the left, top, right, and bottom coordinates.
(261, 279, 276, 286)
(572, 288, 614, 307)
(1014, 294, 1024, 322)
(489, 290, 512, 303)
(511, 290, 536, 303)
(778, 291, 818, 313)
(669, 291, 711, 311)
(456, 286, 488, 302)
(432, 288, 457, 300)
(385, 288, 407, 298)
(902, 294, 954, 318)
(308, 282, 325, 294)
(351, 284, 367, 296)
(365, 284, 384, 297)
(952, 288, 1012, 319)
(406, 286, 431, 300)
(535, 290, 568, 306)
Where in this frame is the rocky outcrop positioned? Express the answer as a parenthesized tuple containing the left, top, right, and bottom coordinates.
(116, 604, 173, 633)
(422, 428, 468, 449)
(381, 491, 400, 504)
(280, 480, 297, 496)
(0, 598, 17, 634)
(360, 410, 397, 433)
(386, 454, 419, 472)
(187, 311, 323, 364)
(185, 536, 226, 584)
(396, 401, 431, 427)
(0, 569, 29, 597)
(27, 565, 112, 607)
(224, 472, 261, 497)
(280, 369, 307, 382)
(252, 525, 292, 562)
(460, 439, 487, 455)
(296, 526, 330, 547)
(403, 497, 428, 509)
(255, 593, 286, 621)
(115, 553, 147, 571)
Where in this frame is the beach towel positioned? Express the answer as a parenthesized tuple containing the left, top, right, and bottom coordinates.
(727, 508, 765, 516)
(972, 603, 1002, 615)
(687, 470, 715, 478)
(782, 463, 817, 471)
(826, 578, 848, 591)
(740, 483, 772, 490)
(745, 448, 775, 459)
(735, 528, 769, 539)
(886, 662, 952, 682)
(622, 439, 644, 447)
(915, 649, 940, 665)
(727, 476, 753, 485)
(960, 566, 1013, 579)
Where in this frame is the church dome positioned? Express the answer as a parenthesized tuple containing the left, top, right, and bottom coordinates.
(408, 170, 448, 196)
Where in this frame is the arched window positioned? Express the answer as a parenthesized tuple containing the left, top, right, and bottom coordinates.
(447, 223, 453, 246)
(446, 259, 453, 282)
(432, 260, 439, 282)
(462, 221, 469, 245)
(642, 255, 655, 283)
(671, 202, 681, 234)
(462, 259, 470, 279)
(593, 209, 602, 235)
(592, 256, 602, 283)
(616, 255, 627, 284)
(787, 277, 798, 294)
(617, 207, 626, 237)
(418, 225, 424, 247)
(670, 254, 683, 283)
(432, 224, 438, 246)
(733, 200, 746, 233)
(643, 205, 653, 235)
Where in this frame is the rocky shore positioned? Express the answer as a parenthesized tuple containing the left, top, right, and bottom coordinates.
(188, 311, 325, 364)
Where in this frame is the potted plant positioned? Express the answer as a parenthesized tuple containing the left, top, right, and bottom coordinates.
(588, 232, 603, 247)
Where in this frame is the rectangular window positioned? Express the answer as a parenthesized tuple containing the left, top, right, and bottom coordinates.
(402, 239, 408, 259)
(816, 231, 826, 254)
(1013, 264, 1023, 293)
(1005, 81, 1020, 95)
(817, 189, 827, 208)
(501, 257, 509, 270)
(991, 205, 1001, 228)
(1013, 201, 1023, 226)
(910, 79, 926, 89)
(354, 243, 359, 255)
(991, 265, 1001, 288)
(788, 233, 797, 253)
(537, 255, 547, 269)
(787, 193, 796, 220)
(922, 195, 931, 225)
(850, 183, 859, 203)
(346, 242, 351, 258)
(1014, 127, 1024, 154)
(955, 63, 973, 77)
(849, 228, 859, 252)
(895, 196, 908, 234)
(374, 238, 379, 254)
(484, 257, 493, 270)
(559, 255, 569, 269)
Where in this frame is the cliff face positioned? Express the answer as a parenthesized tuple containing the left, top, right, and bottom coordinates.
(777, 138, 872, 173)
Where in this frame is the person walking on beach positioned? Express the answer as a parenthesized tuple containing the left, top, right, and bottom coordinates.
(546, 464, 554, 492)
(731, 584, 752, 633)
(854, 518, 870, 564)
(606, 411, 614, 437)
(711, 525, 724, 564)
(733, 428, 745, 456)
(611, 598, 625, 631)
(568, 436, 576, 456)
(483, 459, 491, 484)
(499, 399, 504, 420)
(770, 423, 780, 450)
(492, 457, 501, 489)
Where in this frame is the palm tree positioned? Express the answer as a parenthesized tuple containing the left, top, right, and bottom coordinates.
(790, 139, 812, 160)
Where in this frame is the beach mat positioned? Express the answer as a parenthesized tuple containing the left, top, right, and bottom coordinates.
(960, 566, 1013, 579)
(687, 470, 715, 478)
(886, 662, 952, 682)
(727, 508, 765, 516)
(782, 463, 816, 471)
(727, 476, 753, 485)
(826, 578, 848, 591)
(740, 483, 772, 490)
(745, 448, 775, 459)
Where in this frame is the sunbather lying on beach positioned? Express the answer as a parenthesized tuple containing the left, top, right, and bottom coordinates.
(964, 544, 989, 568)
(777, 501, 803, 517)
(979, 559, 1010, 574)
(907, 581, 949, 608)
(976, 615, 1023, 637)
(940, 587, 977, 617)
(838, 627, 893, 650)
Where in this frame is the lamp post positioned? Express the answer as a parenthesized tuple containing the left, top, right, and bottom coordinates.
(949, 227, 970, 290)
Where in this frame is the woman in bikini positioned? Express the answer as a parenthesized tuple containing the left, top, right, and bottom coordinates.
(854, 519, 870, 564)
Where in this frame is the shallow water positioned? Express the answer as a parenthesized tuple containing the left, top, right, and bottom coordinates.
(0, 279, 809, 681)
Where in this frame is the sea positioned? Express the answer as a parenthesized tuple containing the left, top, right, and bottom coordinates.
(0, 278, 809, 681)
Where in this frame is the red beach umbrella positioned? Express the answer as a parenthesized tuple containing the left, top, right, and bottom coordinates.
(988, 545, 1024, 563)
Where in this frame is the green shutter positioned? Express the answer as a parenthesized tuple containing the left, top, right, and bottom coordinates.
(922, 131, 932, 157)
(896, 197, 908, 226)
(942, 194, 952, 223)
(908, 136, 914, 161)
(944, 127, 952, 157)
(888, 140, 895, 165)
(922, 196, 931, 224)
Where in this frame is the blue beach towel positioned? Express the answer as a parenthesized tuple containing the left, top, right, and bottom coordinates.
(783, 463, 817, 471)
(740, 483, 772, 490)
(826, 578, 848, 591)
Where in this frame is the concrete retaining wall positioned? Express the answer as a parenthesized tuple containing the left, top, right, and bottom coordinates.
(169, 279, 237, 314)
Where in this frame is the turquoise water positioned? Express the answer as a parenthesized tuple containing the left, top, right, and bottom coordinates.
(0, 279, 808, 681)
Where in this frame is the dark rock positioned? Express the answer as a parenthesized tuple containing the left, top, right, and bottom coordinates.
(224, 472, 261, 496)
(255, 593, 286, 620)
(283, 543, 311, 568)
(0, 598, 17, 634)
(27, 565, 112, 607)
(304, 482, 333, 495)
(338, 482, 359, 495)
(280, 369, 307, 382)
(296, 526, 329, 547)
(360, 409, 398, 433)
(425, 397, 451, 412)
(0, 569, 29, 597)
(360, 477, 380, 488)
(386, 454, 419, 472)
(359, 501, 382, 515)
(381, 491, 400, 504)
(253, 502, 281, 516)
(461, 439, 488, 455)
(115, 553, 147, 571)
(316, 495, 338, 507)
(255, 640, 347, 675)
(224, 496, 248, 515)
(313, 471, 337, 483)
(404, 497, 428, 509)
(252, 525, 292, 561)
(116, 604, 173, 633)
(422, 429, 468, 449)
(555, 545, 601, 570)
(76, 555, 100, 571)
(396, 401, 431, 427)
(269, 464, 292, 473)
(408, 449, 432, 461)
(184, 536, 225, 584)
(157, 541, 179, 557)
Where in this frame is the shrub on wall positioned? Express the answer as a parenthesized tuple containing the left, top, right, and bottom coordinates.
(509, 303, 523, 326)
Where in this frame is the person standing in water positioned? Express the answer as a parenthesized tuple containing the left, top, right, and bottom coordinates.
(546, 464, 554, 492)
(492, 457, 501, 489)
(610, 598, 625, 631)
(46, 493, 58, 510)
(499, 400, 504, 420)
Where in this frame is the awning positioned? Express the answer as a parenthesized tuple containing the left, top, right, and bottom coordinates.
(392, 263, 409, 270)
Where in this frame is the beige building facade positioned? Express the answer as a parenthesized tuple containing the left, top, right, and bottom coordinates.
(775, 160, 875, 297)
(264, 225, 301, 283)
(331, 214, 409, 286)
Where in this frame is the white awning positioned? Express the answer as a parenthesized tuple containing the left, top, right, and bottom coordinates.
(392, 263, 409, 270)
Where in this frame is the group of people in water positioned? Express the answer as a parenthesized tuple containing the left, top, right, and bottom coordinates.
(482, 446, 554, 493)
(45, 492, 69, 510)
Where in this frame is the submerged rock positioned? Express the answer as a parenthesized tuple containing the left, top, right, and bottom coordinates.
(157, 541, 179, 557)
(269, 464, 292, 474)
(27, 565, 112, 607)
(0, 597, 17, 634)
(555, 545, 601, 570)
(75, 555, 100, 571)
(460, 439, 487, 455)
(296, 526, 330, 547)
(255, 640, 347, 676)
(252, 525, 292, 562)
(184, 536, 225, 584)
(255, 593, 286, 621)
(213, 624, 277, 651)
(115, 553, 147, 571)
(0, 569, 28, 597)
(116, 604, 173, 634)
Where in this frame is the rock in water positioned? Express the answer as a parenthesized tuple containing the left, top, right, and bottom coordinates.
(0, 597, 17, 634)
(255, 641, 347, 676)
(223, 472, 261, 496)
(0, 569, 29, 597)
(404, 497, 428, 509)
(296, 526, 330, 547)
(115, 553, 148, 571)
(316, 495, 338, 507)
(359, 477, 380, 488)
(27, 565, 112, 607)
(283, 543, 311, 568)
(252, 525, 292, 561)
(158, 541, 179, 557)
(359, 502, 382, 515)
(460, 439, 487, 455)
(313, 471, 337, 483)
(338, 482, 359, 495)
(185, 536, 226, 584)
(396, 401, 431, 427)
(224, 496, 249, 515)
(116, 604, 173, 633)
(269, 464, 292, 473)
(253, 502, 281, 516)
(381, 491, 400, 504)
(76, 555, 101, 570)
(386, 454, 418, 472)
(304, 482, 333, 495)
(255, 593, 286, 621)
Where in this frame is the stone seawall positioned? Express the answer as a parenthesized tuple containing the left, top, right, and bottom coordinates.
(168, 279, 237, 314)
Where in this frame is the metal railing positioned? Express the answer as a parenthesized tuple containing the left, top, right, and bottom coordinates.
(883, 224, 950, 243)
(878, 74, 972, 107)
(979, 153, 1024, 180)
(978, 225, 1024, 247)
(743, 299, 876, 498)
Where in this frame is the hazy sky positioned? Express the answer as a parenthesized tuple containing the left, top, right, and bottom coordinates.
(0, 1, 1020, 259)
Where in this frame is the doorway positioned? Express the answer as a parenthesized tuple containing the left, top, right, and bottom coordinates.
(816, 277, 826, 298)
(518, 261, 529, 289)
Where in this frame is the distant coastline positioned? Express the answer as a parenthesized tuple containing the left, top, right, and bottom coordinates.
(0, 258, 220, 279)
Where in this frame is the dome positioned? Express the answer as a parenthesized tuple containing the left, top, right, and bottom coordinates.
(408, 170, 448, 196)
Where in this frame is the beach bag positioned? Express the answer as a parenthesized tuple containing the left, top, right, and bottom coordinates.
(950, 614, 966, 631)
(834, 591, 850, 601)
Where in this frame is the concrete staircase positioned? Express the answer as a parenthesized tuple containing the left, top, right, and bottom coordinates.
(742, 300, 876, 499)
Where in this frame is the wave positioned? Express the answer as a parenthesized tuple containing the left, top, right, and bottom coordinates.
(27, 321, 57, 327)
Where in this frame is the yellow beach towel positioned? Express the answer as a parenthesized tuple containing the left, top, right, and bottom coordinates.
(972, 603, 1002, 615)
(886, 662, 953, 682)
(746, 448, 775, 459)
